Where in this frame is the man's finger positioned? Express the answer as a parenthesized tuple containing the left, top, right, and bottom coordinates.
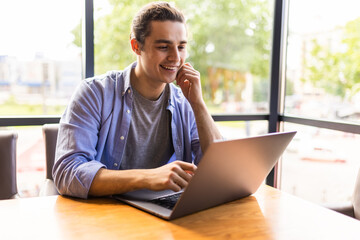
(171, 174, 188, 189)
(168, 180, 182, 192)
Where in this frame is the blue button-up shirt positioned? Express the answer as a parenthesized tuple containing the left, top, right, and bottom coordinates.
(53, 62, 202, 199)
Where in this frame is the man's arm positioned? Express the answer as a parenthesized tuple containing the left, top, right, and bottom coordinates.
(176, 63, 223, 153)
(54, 75, 198, 198)
(89, 160, 197, 196)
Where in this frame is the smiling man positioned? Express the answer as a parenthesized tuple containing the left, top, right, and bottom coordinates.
(53, 2, 222, 199)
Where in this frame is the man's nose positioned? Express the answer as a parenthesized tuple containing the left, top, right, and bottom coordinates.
(168, 47, 180, 62)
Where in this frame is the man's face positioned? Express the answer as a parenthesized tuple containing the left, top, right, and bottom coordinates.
(137, 21, 187, 86)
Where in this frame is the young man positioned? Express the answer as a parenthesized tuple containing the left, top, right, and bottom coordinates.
(53, 2, 222, 199)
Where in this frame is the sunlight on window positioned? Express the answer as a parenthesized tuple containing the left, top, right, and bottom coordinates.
(0, 0, 82, 116)
(0, 0, 82, 197)
(282, 0, 360, 204)
(285, 0, 360, 123)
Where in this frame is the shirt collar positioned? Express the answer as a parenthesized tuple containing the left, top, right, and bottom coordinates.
(122, 61, 180, 108)
(167, 83, 178, 109)
(122, 62, 137, 96)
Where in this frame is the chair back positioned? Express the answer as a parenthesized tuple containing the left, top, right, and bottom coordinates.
(42, 124, 59, 180)
(0, 131, 18, 200)
(39, 124, 60, 196)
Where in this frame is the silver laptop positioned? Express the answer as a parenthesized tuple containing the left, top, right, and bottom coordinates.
(113, 131, 296, 220)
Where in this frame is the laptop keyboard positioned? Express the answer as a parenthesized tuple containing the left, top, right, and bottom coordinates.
(149, 192, 182, 210)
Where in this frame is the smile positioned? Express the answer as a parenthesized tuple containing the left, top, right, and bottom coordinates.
(160, 65, 178, 71)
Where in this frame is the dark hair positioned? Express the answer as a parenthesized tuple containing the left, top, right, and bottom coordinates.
(130, 2, 185, 47)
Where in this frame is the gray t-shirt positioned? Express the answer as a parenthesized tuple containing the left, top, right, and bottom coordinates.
(120, 84, 174, 169)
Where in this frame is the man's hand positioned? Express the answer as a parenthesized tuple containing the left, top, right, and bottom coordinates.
(89, 161, 197, 197)
(176, 63, 204, 107)
(145, 160, 197, 192)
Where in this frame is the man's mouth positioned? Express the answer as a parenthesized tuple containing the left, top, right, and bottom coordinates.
(160, 65, 178, 71)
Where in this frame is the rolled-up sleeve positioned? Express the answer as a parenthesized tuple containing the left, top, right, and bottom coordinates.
(53, 80, 107, 199)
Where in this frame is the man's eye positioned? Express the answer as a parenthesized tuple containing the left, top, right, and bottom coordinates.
(178, 46, 186, 50)
(158, 46, 167, 50)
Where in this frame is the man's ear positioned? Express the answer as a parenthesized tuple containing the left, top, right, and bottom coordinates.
(130, 38, 141, 55)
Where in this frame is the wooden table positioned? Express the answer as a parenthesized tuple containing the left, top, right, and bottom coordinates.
(1, 185, 360, 239)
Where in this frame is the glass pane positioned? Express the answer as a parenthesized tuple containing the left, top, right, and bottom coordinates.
(280, 123, 360, 204)
(216, 120, 268, 140)
(285, 0, 360, 123)
(1, 126, 45, 197)
(94, 0, 274, 114)
(0, 0, 82, 116)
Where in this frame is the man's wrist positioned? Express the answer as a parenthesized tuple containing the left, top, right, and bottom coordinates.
(190, 99, 207, 113)
(136, 169, 152, 189)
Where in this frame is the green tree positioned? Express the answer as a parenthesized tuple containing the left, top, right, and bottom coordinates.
(176, 0, 272, 102)
(71, 20, 82, 48)
(72, 0, 272, 104)
(304, 17, 360, 99)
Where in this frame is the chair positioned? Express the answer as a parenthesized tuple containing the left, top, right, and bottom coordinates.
(0, 131, 20, 200)
(327, 168, 360, 220)
(38, 124, 59, 196)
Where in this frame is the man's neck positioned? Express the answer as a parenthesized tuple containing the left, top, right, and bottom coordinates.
(131, 67, 166, 101)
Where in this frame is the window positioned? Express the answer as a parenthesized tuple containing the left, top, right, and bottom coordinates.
(285, 0, 360, 123)
(281, 123, 359, 204)
(0, 0, 82, 116)
(282, 0, 360, 203)
(94, 0, 274, 115)
(0, 0, 82, 197)
(216, 121, 268, 139)
(3, 0, 359, 204)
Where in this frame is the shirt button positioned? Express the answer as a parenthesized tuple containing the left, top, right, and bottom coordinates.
(127, 110, 130, 114)
(114, 163, 118, 167)
(120, 136, 125, 140)
(128, 89, 131, 94)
